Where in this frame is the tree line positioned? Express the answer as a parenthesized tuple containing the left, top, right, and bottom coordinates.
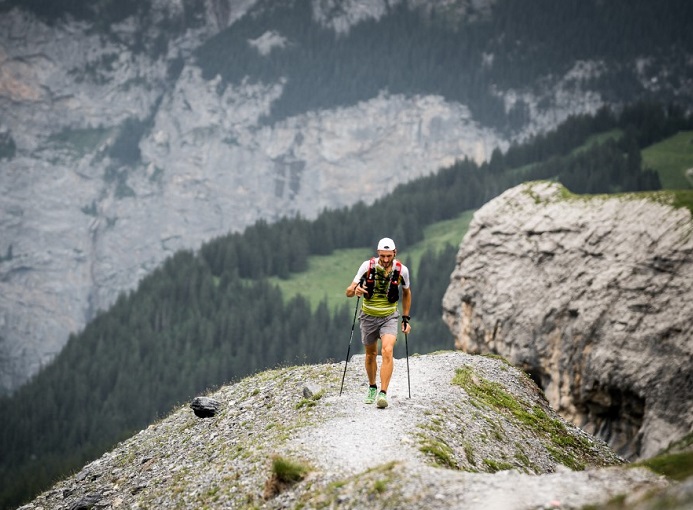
(0, 101, 690, 509)
(200, 101, 687, 285)
(195, 0, 693, 131)
(3, 0, 691, 156)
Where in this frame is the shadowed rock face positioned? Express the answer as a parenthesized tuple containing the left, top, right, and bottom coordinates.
(442, 181, 693, 460)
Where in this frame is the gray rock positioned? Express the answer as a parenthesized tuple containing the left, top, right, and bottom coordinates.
(190, 396, 220, 418)
(442, 181, 693, 460)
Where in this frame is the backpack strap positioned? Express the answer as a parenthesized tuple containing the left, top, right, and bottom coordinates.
(391, 260, 402, 285)
(362, 257, 377, 299)
(387, 260, 402, 303)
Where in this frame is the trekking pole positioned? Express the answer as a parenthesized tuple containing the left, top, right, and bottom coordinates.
(405, 332, 411, 398)
(339, 296, 360, 396)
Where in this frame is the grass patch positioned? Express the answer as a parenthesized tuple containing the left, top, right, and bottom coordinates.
(483, 458, 515, 473)
(670, 189, 693, 214)
(546, 445, 585, 472)
(295, 389, 325, 409)
(372, 479, 388, 494)
(452, 365, 588, 470)
(464, 442, 476, 466)
(642, 130, 693, 190)
(636, 451, 693, 481)
(514, 449, 531, 469)
(481, 353, 514, 367)
(551, 180, 693, 216)
(409, 210, 475, 266)
(271, 455, 309, 483)
(418, 434, 458, 469)
(295, 462, 400, 508)
(263, 455, 310, 499)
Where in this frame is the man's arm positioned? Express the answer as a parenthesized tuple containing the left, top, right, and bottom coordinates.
(346, 280, 367, 298)
(401, 287, 411, 316)
(401, 287, 412, 333)
(346, 281, 358, 297)
(347, 261, 370, 297)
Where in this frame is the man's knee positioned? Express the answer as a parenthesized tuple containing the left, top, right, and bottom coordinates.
(381, 337, 395, 358)
(365, 345, 378, 361)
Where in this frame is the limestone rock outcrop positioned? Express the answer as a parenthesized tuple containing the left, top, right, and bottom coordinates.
(442, 181, 693, 460)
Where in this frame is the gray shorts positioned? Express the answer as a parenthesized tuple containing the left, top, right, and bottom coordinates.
(359, 311, 399, 346)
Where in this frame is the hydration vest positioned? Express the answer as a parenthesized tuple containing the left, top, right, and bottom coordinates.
(363, 257, 402, 303)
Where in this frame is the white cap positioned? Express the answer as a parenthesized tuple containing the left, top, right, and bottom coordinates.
(377, 237, 396, 251)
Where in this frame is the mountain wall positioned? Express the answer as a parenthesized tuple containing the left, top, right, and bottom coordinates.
(442, 181, 693, 460)
(0, 2, 498, 393)
(0, 0, 608, 394)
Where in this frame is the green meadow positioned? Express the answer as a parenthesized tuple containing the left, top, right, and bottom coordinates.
(642, 130, 693, 189)
(269, 210, 475, 311)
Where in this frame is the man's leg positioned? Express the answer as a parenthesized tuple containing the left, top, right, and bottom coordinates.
(364, 341, 378, 386)
(379, 334, 397, 392)
(363, 341, 379, 404)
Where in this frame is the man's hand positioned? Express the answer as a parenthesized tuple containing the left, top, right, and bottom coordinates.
(401, 315, 411, 334)
(347, 280, 367, 298)
(354, 281, 367, 297)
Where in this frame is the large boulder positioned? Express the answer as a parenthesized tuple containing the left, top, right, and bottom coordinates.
(442, 181, 693, 460)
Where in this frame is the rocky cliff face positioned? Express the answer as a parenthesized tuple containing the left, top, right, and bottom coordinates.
(0, 0, 611, 394)
(0, 2, 496, 393)
(442, 181, 693, 460)
(21, 352, 687, 510)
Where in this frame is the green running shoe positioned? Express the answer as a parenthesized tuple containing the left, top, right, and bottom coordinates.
(376, 391, 388, 409)
(364, 386, 377, 404)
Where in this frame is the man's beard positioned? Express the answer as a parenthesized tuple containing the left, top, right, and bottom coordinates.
(379, 258, 393, 270)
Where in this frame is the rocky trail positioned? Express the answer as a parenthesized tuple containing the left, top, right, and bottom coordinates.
(21, 351, 685, 510)
(281, 352, 671, 510)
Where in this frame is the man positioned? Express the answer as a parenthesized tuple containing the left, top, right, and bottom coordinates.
(345, 237, 412, 408)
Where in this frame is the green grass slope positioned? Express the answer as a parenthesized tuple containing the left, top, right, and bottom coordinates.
(642, 130, 693, 189)
(268, 210, 475, 311)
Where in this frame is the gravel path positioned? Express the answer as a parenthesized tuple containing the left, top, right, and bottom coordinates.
(284, 351, 670, 510)
(291, 353, 455, 474)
